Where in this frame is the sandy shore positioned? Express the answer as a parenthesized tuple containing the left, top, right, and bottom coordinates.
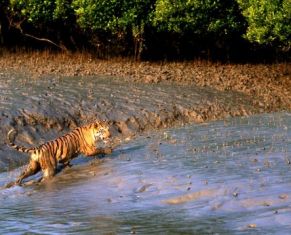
(0, 51, 290, 112)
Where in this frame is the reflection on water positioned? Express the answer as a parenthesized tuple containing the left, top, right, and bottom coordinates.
(0, 113, 290, 234)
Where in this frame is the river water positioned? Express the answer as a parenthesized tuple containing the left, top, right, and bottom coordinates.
(0, 73, 290, 234)
(0, 112, 290, 234)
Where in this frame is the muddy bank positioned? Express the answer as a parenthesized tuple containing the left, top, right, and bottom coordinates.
(0, 52, 290, 234)
(0, 52, 289, 171)
(0, 52, 290, 111)
(0, 71, 257, 171)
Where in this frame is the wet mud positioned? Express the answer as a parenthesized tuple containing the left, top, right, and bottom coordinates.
(1, 52, 290, 111)
(0, 72, 256, 171)
(0, 64, 290, 233)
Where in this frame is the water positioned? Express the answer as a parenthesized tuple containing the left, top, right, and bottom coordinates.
(0, 113, 290, 234)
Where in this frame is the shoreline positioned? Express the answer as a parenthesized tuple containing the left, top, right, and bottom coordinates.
(0, 51, 290, 113)
(0, 51, 290, 172)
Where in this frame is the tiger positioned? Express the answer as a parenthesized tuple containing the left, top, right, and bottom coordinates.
(5, 120, 112, 188)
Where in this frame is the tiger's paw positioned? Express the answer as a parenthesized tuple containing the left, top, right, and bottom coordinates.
(103, 147, 113, 155)
(4, 181, 18, 189)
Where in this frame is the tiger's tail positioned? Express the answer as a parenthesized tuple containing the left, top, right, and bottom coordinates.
(7, 129, 35, 154)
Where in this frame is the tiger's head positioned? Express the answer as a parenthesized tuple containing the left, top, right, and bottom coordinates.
(87, 120, 111, 144)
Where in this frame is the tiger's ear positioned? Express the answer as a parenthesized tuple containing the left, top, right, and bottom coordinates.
(99, 119, 112, 125)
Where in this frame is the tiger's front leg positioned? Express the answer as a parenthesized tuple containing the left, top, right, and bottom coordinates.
(85, 147, 113, 156)
(41, 167, 57, 182)
(59, 158, 73, 168)
(63, 161, 73, 168)
(98, 147, 113, 155)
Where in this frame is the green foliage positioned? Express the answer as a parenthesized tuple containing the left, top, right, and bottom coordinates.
(118, 0, 154, 29)
(152, 0, 243, 37)
(72, 0, 119, 31)
(1, 0, 289, 56)
(9, 0, 53, 23)
(9, 0, 73, 24)
(237, 0, 291, 48)
(72, 0, 155, 58)
(72, 0, 154, 33)
(54, 0, 74, 20)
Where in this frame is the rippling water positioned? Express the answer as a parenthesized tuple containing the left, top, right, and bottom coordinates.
(0, 113, 290, 234)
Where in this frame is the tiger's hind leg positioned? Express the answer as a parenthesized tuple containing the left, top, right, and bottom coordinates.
(16, 160, 41, 185)
(4, 160, 41, 188)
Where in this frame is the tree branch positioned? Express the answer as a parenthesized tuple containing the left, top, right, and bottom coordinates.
(8, 17, 67, 51)
(22, 32, 66, 51)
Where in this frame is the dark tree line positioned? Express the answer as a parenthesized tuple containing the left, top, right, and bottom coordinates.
(0, 0, 290, 61)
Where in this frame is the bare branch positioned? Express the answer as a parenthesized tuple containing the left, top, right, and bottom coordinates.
(7, 16, 67, 51)
(22, 32, 67, 51)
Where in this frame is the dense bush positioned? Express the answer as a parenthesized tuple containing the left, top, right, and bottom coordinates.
(72, 0, 155, 58)
(0, 0, 289, 59)
(153, 0, 243, 35)
(236, 0, 291, 50)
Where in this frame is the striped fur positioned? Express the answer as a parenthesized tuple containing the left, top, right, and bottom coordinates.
(6, 120, 112, 187)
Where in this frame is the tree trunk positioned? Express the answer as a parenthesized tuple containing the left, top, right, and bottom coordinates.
(132, 24, 144, 61)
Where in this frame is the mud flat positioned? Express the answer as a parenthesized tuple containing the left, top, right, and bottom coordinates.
(0, 52, 290, 111)
(0, 71, 258, 171)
